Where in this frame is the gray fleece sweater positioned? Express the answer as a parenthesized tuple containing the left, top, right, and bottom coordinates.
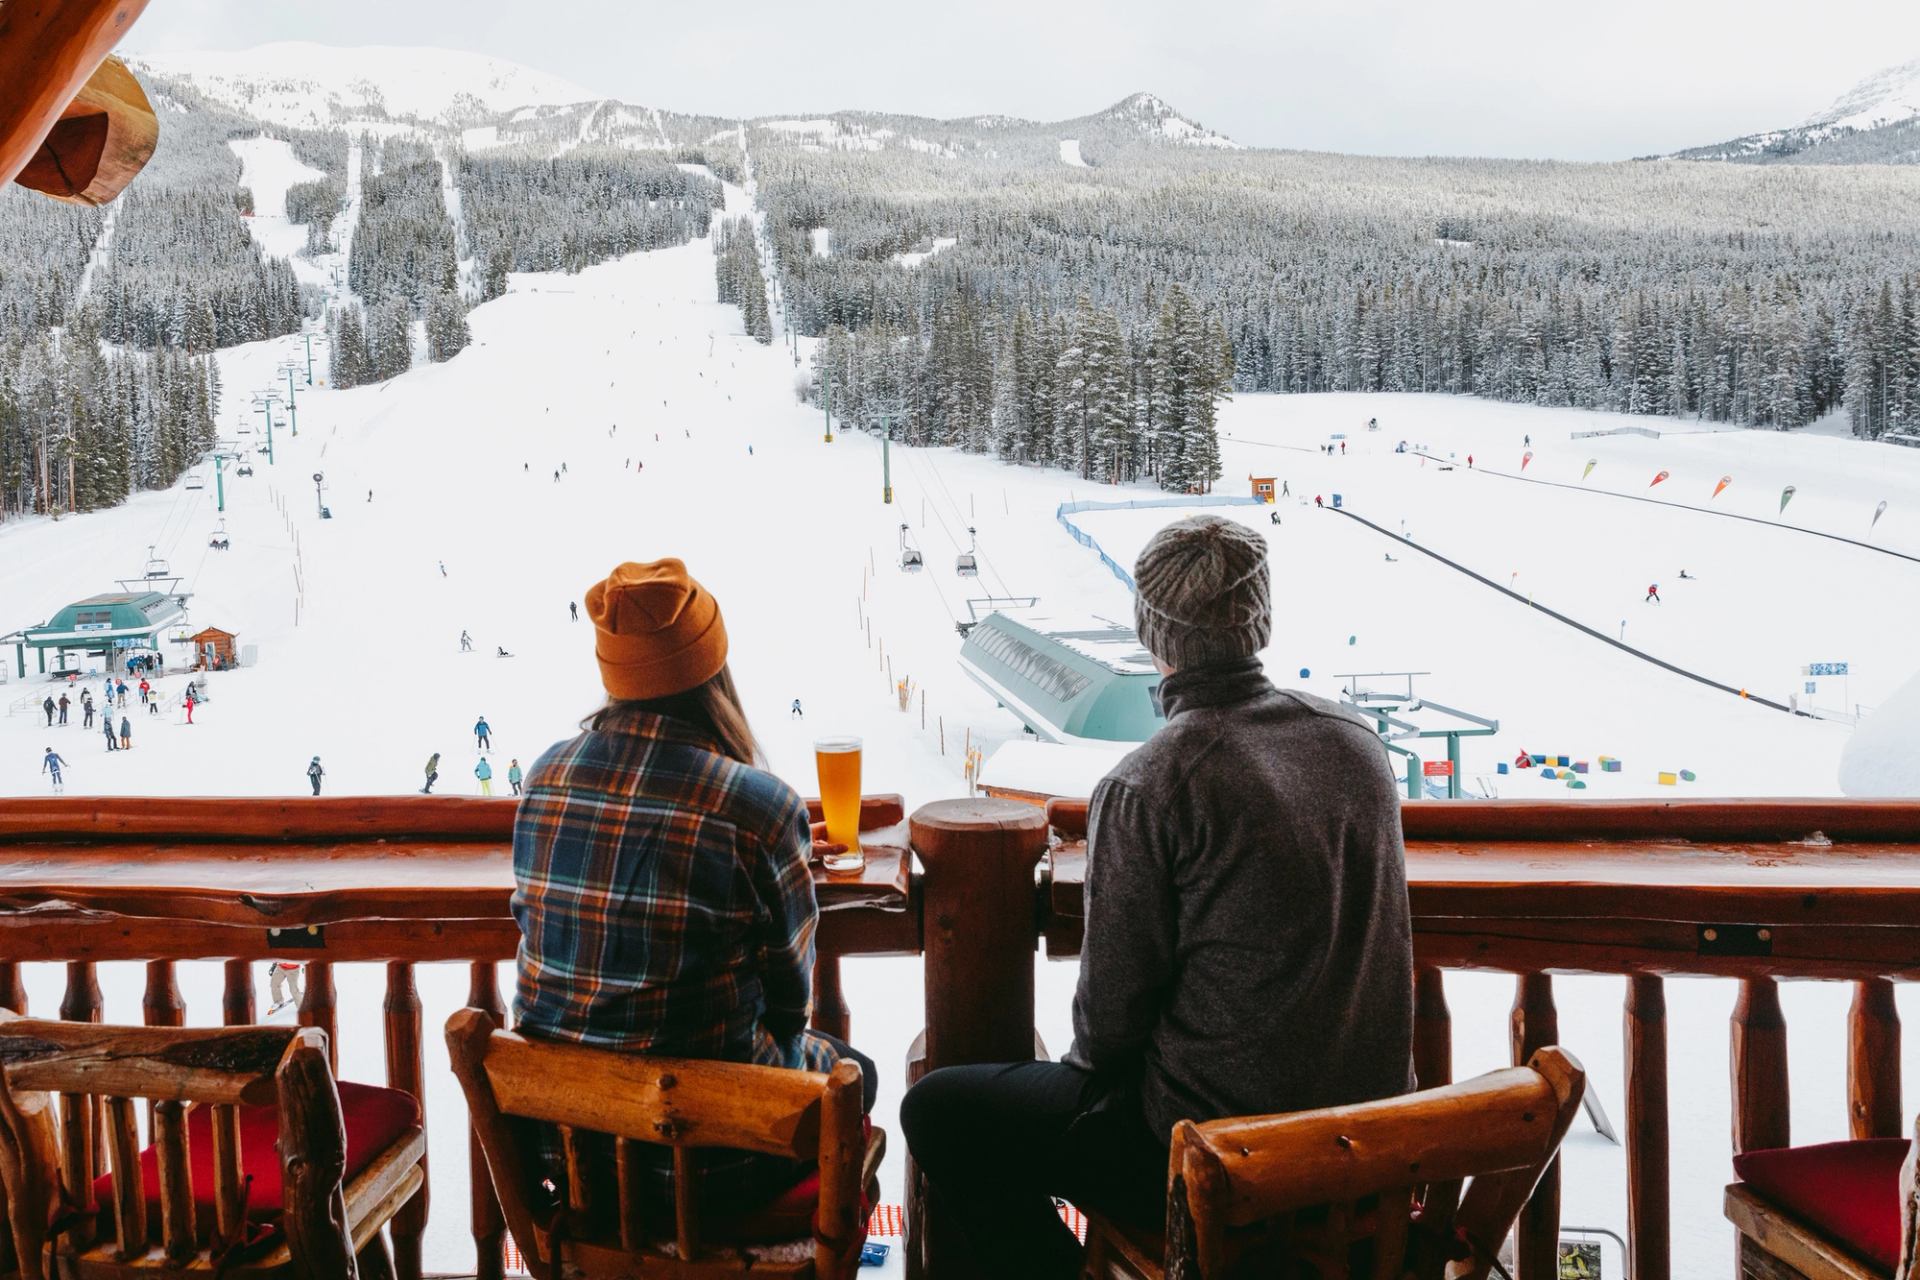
(1066, 658, 1414, 1142)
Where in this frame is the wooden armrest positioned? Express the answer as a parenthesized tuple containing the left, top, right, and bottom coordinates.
(861, 1125, 887, 1191)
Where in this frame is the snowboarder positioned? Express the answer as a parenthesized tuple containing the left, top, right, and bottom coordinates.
(422, 752, 441, 794)
(497, 646, 513, 658)
(42, 748, 66, 791)
(1384, 553, 1398, 562)
(474, 716, 492, 750)
(475, 757, 494, 796)
(103, 721, 118, 752)
(42, 696, 54, 727)
(1645, 583, 1661, 604)
(507, 758, 523, 796)
(791, 699, 804, 719)
(460, 630, 473, 652)
(56, 693, 69, 725)
(569, 600, 579, 621)
(119, 716, 131, 750)
(1678, 569, 1694, 580)
(306, 756, 324, 795)
(269, 961, 304, 1014)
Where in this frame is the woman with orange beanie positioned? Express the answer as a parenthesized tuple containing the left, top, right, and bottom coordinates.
(510, 559, 875, 1203)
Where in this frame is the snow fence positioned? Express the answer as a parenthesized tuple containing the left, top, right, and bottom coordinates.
(1055, 495, 1265, 593)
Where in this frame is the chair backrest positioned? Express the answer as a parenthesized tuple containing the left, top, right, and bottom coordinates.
(1167, 1047, 1585, 1280)
(0, 1017, 355, 1280)
(445, 1007, 866, 1278)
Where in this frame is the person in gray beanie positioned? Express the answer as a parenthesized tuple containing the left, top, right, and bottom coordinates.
(903, 514, 1413, 1277)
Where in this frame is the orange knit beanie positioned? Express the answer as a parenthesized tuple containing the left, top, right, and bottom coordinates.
(586, 560, 729, 700)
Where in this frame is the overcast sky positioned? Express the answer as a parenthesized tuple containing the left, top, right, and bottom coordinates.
(125, 0, 1920, 161)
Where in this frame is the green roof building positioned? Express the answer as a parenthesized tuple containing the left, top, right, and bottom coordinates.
(6, 591, 188, 677)
(957, 612, 1164, 744)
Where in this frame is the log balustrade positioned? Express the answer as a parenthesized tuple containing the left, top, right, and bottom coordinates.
(1, 796, 1917, 1279)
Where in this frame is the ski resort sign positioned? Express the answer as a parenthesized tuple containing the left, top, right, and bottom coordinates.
(1806, 662, 1849, 677)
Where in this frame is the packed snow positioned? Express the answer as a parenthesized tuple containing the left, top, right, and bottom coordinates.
(892, 236, 957, 269)
(4, 142, 1919, 1279)
(1059, 138, 1088, 167)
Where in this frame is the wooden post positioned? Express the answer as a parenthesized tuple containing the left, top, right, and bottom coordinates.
(1624, 975, 1670, 1280)
(1412, 966, 1451, 1091)
(222, 959, 254, 1025)
(905, 799, 1048, 1280)
(299, 961, 339, 1074)
(812, 951, 851, 1042)
(1847, 978, 1901, 1140)
(142, 960, 184, 1027)
(466, 963, 507, 1280)
(0, 961, 24, 1014)
(384, 962, 428, 1280)
(277, 1028, 357, 1280)
(1509, 972, 1560, 1280)
(1731, 976, 1789, 1155)
(0, 0, 153, 193)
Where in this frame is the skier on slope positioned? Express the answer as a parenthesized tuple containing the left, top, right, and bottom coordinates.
(269, 960, 305, 1014)
(42, 696, 54, 727)
(422, 752, 441, 794)
(569, 601, 579, 621)
(474, 716, 492, 750)
(507, 759, 523, 796)
(42, 748, 67, 792)
(475, 757, 494, 796)
(57, 693, 69, 724)
(1645, 583, 1661, 604)
(460, 630, 473, 652)
(439, 561, 448, 577)
(102, 721, 118, 752)
(1315, 495, 1324, 508)
(119, 715, 132, 749)
(306, 756, 324, 795)
(791, 699, 804, 719)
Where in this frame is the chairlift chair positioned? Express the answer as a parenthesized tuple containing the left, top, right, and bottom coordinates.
(183, 472, 205, 490)
(142, 545, 170, 578)
(955, 525, 979, 577)
(898, 523, 923, 572)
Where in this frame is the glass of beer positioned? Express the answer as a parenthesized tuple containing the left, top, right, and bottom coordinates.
(814, 736, 864, 873)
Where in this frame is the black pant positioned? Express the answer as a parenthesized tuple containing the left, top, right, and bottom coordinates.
(902, 1061, 1167, 1279)
(310, 777, 321, 795)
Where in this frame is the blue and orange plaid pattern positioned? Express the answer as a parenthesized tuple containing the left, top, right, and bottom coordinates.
(511, 704, 838, 1076)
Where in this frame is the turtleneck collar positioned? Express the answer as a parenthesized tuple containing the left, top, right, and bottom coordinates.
(1152, 656, 1274, 721)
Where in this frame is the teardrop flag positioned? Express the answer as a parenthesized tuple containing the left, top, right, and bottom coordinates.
(1712, 475, 1731, 499)
(1521, 451, 1533, 471)
(1779, 485, 1796, 515)
(1582, 459, 1597, 481)
(1872, 499, 1887, 530)
(1649, 470, 1669, 489)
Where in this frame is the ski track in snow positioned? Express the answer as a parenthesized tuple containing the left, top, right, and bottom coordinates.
(5, 147, 1920, 1276)
(1059, 137, 1088, 167)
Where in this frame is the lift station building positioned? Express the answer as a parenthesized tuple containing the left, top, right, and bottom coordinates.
(957, 612, 1164, 745)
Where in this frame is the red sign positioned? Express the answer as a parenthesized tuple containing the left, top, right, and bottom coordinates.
(1422, 760, 1454, 777)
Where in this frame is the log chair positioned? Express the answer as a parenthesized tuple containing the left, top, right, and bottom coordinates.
(1081, 1047, 1586, 1280)
(1724, 1111, 1920, 1280)
(0, 2, 156, 202)
(446, 1007, 886, 1279)
(0, 1017, 426, 1280)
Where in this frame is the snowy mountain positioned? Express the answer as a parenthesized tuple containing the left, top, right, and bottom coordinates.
(1665, 56, 1920, 165)
(1100, 92, 1240, 150)
(125, 43, 599, 129)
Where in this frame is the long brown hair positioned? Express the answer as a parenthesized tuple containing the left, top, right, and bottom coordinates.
(585, 663, 764, 767)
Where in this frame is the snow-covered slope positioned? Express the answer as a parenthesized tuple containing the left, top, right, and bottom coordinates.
(1102, 92, 1240, 149)
(1666, 55, 1920, 165)
(127, 43, 599, 129)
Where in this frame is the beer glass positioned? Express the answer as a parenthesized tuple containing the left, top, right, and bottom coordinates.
(814, 736, 864, 873)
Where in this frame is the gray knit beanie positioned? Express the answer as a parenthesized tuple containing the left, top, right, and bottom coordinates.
(1133, 515, 1272, 670)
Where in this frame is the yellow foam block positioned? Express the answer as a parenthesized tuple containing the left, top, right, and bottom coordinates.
(1657, 771, 1678, 785)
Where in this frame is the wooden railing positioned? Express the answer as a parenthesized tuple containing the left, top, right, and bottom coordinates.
(1, 796, 1917, 1280)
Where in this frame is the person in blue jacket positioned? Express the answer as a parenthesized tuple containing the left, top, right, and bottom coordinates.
(475, 756, 494, 796)
(475, 716, 492, 750)
(42, 748, 67, 791)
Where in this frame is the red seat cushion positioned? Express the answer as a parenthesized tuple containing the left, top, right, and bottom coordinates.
(1733, 1138, 1910, 1272)
(712, 1118, 874, 1244)
(91, 1082, 420, 1242)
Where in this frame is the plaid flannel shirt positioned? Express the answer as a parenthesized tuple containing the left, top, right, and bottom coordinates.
(511, 705, 837, 1076)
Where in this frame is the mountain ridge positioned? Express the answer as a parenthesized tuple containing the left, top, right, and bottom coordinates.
(1665, 55, 1920, 165)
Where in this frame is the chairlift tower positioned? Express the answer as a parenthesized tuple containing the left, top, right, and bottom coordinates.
(1334, 670, 1499, 800)
(250, 391, 282, 465)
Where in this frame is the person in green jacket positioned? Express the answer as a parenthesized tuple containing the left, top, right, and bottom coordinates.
(422, 752, 441, 794)
(475, 756, 494, 796)
(507, 758, 523, 796)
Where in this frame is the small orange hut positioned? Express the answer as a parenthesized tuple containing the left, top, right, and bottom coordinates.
(1250, 476, 1277, 503)
(189, 626, 238, 671)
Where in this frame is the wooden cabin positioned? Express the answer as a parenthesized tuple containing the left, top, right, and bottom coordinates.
(189, 624, 239, 670)
(1250, 475, 1278, 502)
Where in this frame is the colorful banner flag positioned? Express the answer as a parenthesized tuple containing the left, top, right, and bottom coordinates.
(1872, 499, 1888, 529)
(1779, 484, 1796, 515)
(1712, 475, 1731, 499)
(1649, 470, 1669, 488)
(1521, 451, 1533, 471)
(1582, 459, 1596, 481)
